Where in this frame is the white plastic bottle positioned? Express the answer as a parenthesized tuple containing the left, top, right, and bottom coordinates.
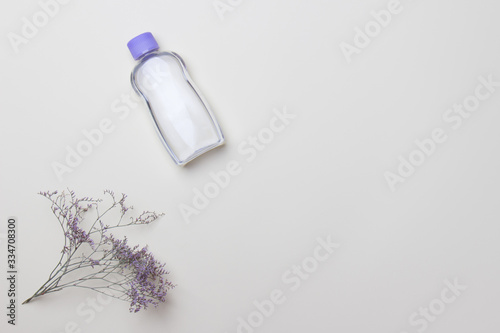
(127, 32, 224, 165)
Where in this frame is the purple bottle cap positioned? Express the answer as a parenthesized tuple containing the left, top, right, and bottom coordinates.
(127, 32, 159, 60)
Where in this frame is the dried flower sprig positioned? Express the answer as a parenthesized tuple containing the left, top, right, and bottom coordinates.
(23, 190, 174, 312)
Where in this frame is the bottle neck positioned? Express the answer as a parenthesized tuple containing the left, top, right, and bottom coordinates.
(137, 49, 159, 61)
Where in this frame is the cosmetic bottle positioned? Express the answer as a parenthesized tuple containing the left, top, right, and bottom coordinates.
(127, 32, 224, 165)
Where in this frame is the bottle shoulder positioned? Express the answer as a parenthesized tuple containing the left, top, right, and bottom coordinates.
(132, 51, 186, 71)
(131, 51, 191, 93)
(130, 51, 189, 90)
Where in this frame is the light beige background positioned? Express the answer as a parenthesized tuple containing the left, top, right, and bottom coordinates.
(1, 0, 499, 332)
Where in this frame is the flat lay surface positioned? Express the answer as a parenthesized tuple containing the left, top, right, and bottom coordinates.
(1, 0, 499, 332)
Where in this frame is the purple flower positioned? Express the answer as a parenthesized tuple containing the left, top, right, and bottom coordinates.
(89, 259, 100, 268)
(105, 235, 174, 312)
(23, 190, 173, 312)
